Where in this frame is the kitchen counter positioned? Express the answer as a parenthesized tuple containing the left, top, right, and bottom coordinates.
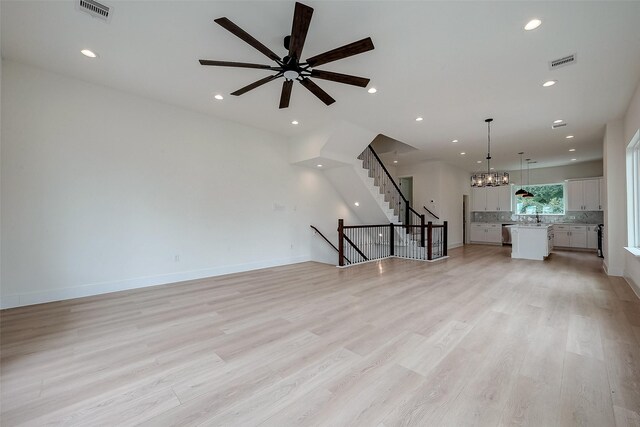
(510, 224, 553, 261)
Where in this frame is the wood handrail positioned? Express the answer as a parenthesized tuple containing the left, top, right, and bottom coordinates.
(343, 234, 369, 261)
(366, 145, 407, 203)
(310, 225, 350, 264)
(343, 224, 391, 229)
(423, 206, 440, 220)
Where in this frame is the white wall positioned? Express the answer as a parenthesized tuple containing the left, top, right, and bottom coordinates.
(622, 80, 640, 294)
(603, 120, 625, 276)
(508, 160, 603, 186)
(0, 61, 358, 308)
(603, 78, 640, 296)
(397, 161, 469, 248)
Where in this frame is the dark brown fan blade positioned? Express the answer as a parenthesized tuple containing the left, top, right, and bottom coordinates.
(279, 80, 294, 109)
(214, 17, 281, 62)
(289, 2, 314, 60)
(231, 75, 279, 96)
(199, 60, 275, 69)
(299, 78, 335, 105)
(310, 69, 370, 87)
(306, 37, 375, 67)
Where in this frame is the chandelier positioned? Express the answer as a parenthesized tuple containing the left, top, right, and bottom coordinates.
(470, 118, 509, 187)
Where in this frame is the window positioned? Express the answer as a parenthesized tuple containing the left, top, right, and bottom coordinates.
(627, 130, 640, 252)
(515, 183, 565, 215)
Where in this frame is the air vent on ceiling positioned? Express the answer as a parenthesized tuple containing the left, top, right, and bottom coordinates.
(552, 123, 568, 129)
(549, 54, 576, 70)
(77, 0, 112, 22)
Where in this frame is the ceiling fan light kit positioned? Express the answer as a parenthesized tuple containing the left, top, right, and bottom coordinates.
(470, 118, 509, 188)
(199, 2, 375, 109)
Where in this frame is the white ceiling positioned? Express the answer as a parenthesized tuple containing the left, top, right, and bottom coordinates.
(2, 1, 640, 171)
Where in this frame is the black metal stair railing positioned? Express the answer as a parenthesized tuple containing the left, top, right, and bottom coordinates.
(310, 225, 351, 265)
(357, 145, 422, 226)
(337, 219, 448, 266)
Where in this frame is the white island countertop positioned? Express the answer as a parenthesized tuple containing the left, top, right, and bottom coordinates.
(506, 224, 554, 229)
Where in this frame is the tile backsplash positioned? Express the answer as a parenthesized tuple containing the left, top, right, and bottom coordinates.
(472, 211, 604, 224)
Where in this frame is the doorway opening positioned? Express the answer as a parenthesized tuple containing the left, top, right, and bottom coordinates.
(463, 194, 469, 244)
(399, 176, 413, 223)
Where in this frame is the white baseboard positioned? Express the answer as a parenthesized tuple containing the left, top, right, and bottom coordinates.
(1, 255, 311, 309)
(448, 242, 463, 250)
(624, 275, 640, 300)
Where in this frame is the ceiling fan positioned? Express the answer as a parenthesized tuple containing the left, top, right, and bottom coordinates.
(199, 2, 375, 109)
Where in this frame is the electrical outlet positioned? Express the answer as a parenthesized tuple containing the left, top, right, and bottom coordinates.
(174, 255, 180, 262)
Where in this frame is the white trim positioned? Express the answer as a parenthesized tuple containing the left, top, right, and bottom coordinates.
(0, 255, 310, 309)
(625, 246, 640, 257)
(624, 275, 640, 300)
(627, 129, 640, 249)
(336, 254, 450, 268)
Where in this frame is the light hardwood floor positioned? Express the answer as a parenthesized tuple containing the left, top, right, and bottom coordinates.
(1, 245, 639, 426)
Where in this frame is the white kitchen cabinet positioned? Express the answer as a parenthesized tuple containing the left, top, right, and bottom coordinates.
(471, 186, 513, 212)
(470, 223, 502, 244)
(471, 188, 486, 212)
(566, 181, 585, 211)
(598, 178, 605, 210)
(587, 225, 598, 249)
(486, 224, 502, 242)
(511, 225, 554, 260)
(583, 180, 600, 211)
(553, 225, 588, 248)
(570, 226, 587, 248)
(554, 228, 571, 246)
(470, 223, 484, 242)
(498, 186, 513, 212)
(566, 178, 603, 211)
(485, 188, 499, 211)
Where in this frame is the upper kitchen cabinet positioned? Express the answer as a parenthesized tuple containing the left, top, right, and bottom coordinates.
(471, 187, 487, 212)
(471, 186, 513, 212)
(566, 178, 603, 211)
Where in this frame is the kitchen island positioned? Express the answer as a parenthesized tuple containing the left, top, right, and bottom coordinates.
(509, 224, 554, 261)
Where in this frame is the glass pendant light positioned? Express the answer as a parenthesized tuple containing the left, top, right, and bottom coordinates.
(515, 152, 528, 196)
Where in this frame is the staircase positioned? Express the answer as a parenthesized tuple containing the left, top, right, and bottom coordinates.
(336, 145, 447, 264)
(317, 143, 448, 265)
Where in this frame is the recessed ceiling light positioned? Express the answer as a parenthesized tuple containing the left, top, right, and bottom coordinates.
(317, 164, 323, 168)
(477, 160, 482, 164)
(367, 87, 377, 94)
(490, 167, 495, 170)
(452, 139, 458, 143)
(214, 94, 224, 100)
(354, 202, 360, 207)
(378, 233, 383, 237)
(393, 160, 398, 164)
(571, 158, 577, 161)
(81, 49, 97, 58)
(543, 80, 557, 87)
(524, 19, 542, 31)
(460, 152, 466, 155)
(569, 148, 576, 152)
(291, 120, 299, 125)
(566, 135, 574, 139)
(553, 119, 563, 124)
(416, 117, 423, 122)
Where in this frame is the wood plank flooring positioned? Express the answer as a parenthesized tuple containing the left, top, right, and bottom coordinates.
(1, 245, 639, 426)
